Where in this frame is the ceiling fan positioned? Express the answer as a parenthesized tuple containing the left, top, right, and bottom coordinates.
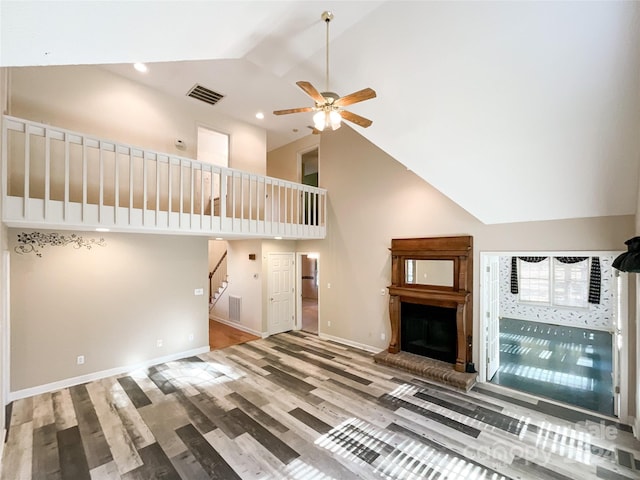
(273, 11, 376, 132)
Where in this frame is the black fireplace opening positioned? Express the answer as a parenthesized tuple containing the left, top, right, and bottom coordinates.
(401, 302, 457, 364)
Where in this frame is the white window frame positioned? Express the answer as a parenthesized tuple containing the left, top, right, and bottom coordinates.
(553, 258, 590, 308)
(518, 258, 550, 304)
(518, 257, 590, 309)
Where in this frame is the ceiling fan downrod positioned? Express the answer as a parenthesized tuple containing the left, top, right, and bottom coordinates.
(322, 11, 334, 94)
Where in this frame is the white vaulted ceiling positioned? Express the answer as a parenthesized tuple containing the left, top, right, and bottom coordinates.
(2, 1, 639, 224)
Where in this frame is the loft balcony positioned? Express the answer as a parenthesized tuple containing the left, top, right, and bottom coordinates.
(2, 116, 326, 238)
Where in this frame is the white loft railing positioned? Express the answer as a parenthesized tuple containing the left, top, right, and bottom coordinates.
(1, 116, 326, 238)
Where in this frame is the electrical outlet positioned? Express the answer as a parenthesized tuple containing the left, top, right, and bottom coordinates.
(76, 355, 85, 365)
(188, 333, 194, 342)
(194, 288, 204, 296)
(327, 283, 331, 289)
(381, 333, 386, 341)
(327, 320, 331, 327)
(157, 339, 163, 347)
(380, 288, 386, 296)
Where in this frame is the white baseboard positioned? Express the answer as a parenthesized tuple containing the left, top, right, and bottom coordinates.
(210, 315, 266, 338)
(318, 332, 380, 354)
(8, 346, 210, 402)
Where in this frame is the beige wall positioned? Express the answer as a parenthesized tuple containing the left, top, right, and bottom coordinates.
(9, 66, 266, 175)
(296, 125, 635, 422)
(300, 126, 634, 351)
(0, 67, 8, 432)
(216, 239, 263, 335)
(9, 230, 209, 391)
(267, 134, 319, 183)
(265, 127, 634, 355)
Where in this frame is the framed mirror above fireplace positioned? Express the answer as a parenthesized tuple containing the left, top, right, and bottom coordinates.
(387, 236, 473, 373)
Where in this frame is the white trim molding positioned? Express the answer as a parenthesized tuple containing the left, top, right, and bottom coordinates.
(210, 315, 266, 338)
(8, 346, 210, 402)
(319, 333, 380, 354)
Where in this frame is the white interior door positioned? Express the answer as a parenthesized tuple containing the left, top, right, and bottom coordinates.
(486, 256, 500, 380)
(268, 253, 295, 335)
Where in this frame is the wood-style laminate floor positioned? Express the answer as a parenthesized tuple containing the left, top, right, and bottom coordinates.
(209, 319, 259, 351)
(492, 318, 614, 416)
(2, 331, 639, 479)
(301, 298, 318, 335)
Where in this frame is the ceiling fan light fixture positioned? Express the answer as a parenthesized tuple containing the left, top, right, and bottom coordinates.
(272, 11, 375, 130)
(329, 110, 341, 130)
(313, 109, 341, 131)
(313, 111, 326, 131)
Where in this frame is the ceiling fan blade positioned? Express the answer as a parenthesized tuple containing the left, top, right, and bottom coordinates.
(273, 107, 314, 115)
(296, 81, 326, 104)
(334, 88, 377, 107)
(340, 110, 373, 128)
(307, 126, 322, 135)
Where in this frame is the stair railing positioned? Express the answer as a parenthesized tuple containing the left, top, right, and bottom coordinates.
(209, 250, 228, 305)
(2, 115, 327, 238)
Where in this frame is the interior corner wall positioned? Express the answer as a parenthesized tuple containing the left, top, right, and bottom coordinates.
(0, 67, 8, 432)
(223, 239, 263, 335)
(8, 65, 267, 175)
(308, 126, 633, 356)
(267, 134, 319, 182)
(9, 230, 209, 392)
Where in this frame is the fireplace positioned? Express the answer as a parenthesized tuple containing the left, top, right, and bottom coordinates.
(401, 302, 457, 364)
(385, 236, 474, 373)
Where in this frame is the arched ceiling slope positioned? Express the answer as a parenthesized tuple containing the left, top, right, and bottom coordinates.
(2, 1, 639, 224)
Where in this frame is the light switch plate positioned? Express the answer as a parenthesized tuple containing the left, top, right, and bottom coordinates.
(194, 288, 204, 296)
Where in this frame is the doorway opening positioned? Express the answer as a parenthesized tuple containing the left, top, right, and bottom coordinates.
(300, 147, 318, 187)
(480, 252, 626, 418)
(299, 147, 318, 226)
(197, 126, 229, 216)
(297, 253, 319, 334)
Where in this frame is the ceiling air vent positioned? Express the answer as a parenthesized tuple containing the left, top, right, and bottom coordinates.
(187, 84, 225, 106)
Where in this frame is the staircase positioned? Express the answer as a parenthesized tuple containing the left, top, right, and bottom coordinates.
(209, 250, 228, 309)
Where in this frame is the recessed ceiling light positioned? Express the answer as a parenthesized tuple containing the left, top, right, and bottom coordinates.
(255, 112, 264, 120)
(133, 62, 148, 73)
(96, 228, 110, 232)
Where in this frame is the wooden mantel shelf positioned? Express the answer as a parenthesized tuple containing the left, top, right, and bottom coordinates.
(387, 286, 470, 306)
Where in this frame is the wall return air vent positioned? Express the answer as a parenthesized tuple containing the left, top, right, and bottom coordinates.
(187, 84, 225, 106)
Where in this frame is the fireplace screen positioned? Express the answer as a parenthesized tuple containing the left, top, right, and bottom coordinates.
(400, 302, 457, 364)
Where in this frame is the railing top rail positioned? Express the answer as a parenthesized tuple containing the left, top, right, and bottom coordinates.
(210, 250, 228, 279)
(3, 114, 328, 194)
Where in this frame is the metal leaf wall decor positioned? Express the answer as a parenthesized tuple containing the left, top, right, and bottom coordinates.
(15, 232, 106, 257)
